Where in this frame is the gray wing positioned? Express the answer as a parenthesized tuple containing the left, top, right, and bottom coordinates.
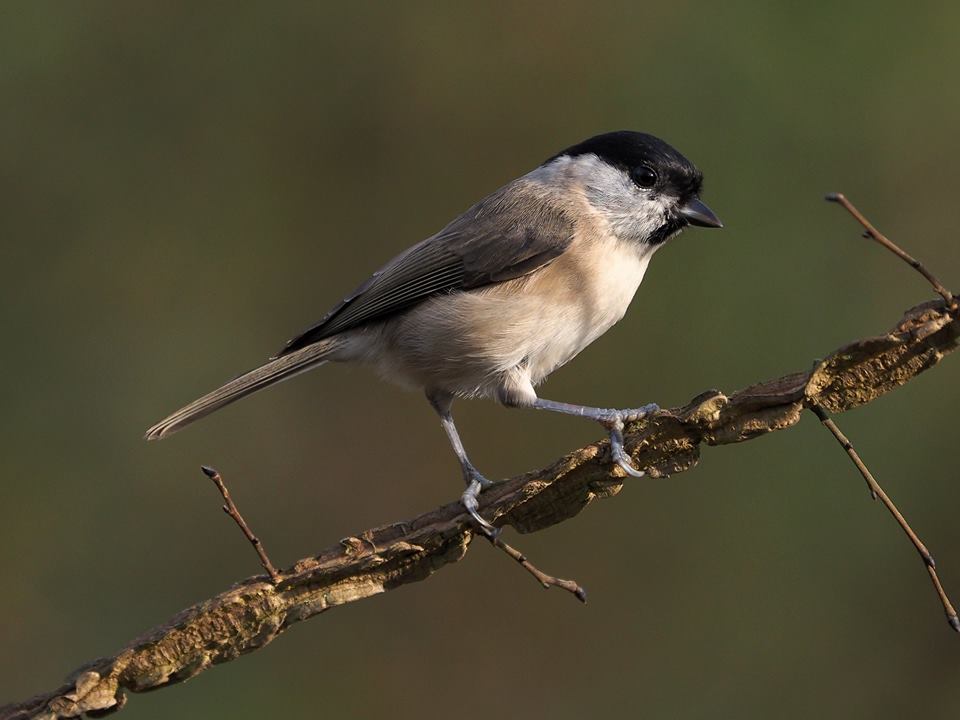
(278, 181, 574, 355)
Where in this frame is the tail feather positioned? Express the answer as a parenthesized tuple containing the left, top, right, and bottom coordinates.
(145, 337, 342, 441)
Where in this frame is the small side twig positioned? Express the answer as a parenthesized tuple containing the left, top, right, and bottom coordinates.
(825, 192, 956, 310)
(485, 531, 587, 602)
(200, 465, 281, 584)
(810, 405, 959, 632)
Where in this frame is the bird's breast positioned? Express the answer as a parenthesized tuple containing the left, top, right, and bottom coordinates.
(361, 235, 653, 399)
(520, 236, 651, 381)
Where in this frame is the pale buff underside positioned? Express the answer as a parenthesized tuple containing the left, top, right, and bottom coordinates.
(332, 172, 658, 405)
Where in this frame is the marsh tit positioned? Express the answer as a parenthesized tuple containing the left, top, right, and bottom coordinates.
(146, 130, 722, 535)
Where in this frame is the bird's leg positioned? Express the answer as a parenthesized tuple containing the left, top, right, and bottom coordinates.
(528, 398, 659, 477)
(428, 393, 499, 537)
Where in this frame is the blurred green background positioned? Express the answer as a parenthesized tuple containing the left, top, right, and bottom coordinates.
(2, 3, 959, 718)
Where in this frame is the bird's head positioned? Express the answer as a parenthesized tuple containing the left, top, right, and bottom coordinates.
(544, 130, 722, 245)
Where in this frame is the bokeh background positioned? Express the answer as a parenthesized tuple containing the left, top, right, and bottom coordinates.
(2, 3, 960, 718)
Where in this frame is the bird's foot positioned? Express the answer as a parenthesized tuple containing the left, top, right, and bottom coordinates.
(461, 466, 500, 538)
(593, 403, 659, 478)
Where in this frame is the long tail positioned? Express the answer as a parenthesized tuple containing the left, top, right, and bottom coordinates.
(145, 337, 344, 441)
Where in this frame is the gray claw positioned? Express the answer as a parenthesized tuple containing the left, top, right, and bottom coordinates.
(613, 450, 647, 478)
(608, 419, 646, 478)
(462, 478, 500, 537)
(619, 403, 660, 424)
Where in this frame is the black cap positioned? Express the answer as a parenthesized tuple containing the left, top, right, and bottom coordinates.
(549, 130, 704, 200)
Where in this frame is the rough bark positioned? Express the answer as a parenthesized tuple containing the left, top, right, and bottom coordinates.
(3, 295, 958, 720)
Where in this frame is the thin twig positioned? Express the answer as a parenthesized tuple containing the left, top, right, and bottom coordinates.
(825, 192, 956, 309)
(809, 405, 959, 633)
(485, 531, 587, 602)
(200, 465, 281, 584)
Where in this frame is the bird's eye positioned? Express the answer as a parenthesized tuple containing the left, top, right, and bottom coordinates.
(630, 165, 658, 189)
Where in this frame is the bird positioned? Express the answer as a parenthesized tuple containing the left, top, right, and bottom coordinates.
(145, 130, 722, 535)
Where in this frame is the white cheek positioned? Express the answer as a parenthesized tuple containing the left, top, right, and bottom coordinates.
(604, 190, 671, 241)
(564, 158, 670, 241)
(528, 155, 676, 243)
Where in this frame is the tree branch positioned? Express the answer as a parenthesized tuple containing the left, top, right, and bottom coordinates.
(4, 198, 959, 719)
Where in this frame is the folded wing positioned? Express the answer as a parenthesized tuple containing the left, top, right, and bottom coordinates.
(279, 182, 574, 355)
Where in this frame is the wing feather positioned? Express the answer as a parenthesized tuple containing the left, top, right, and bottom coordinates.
(279, 181, 573, 355)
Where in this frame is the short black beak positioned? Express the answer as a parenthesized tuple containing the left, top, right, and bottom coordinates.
(680, 198, 723, 228)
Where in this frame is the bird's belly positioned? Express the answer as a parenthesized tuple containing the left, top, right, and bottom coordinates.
(366, 240, 652, 398)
